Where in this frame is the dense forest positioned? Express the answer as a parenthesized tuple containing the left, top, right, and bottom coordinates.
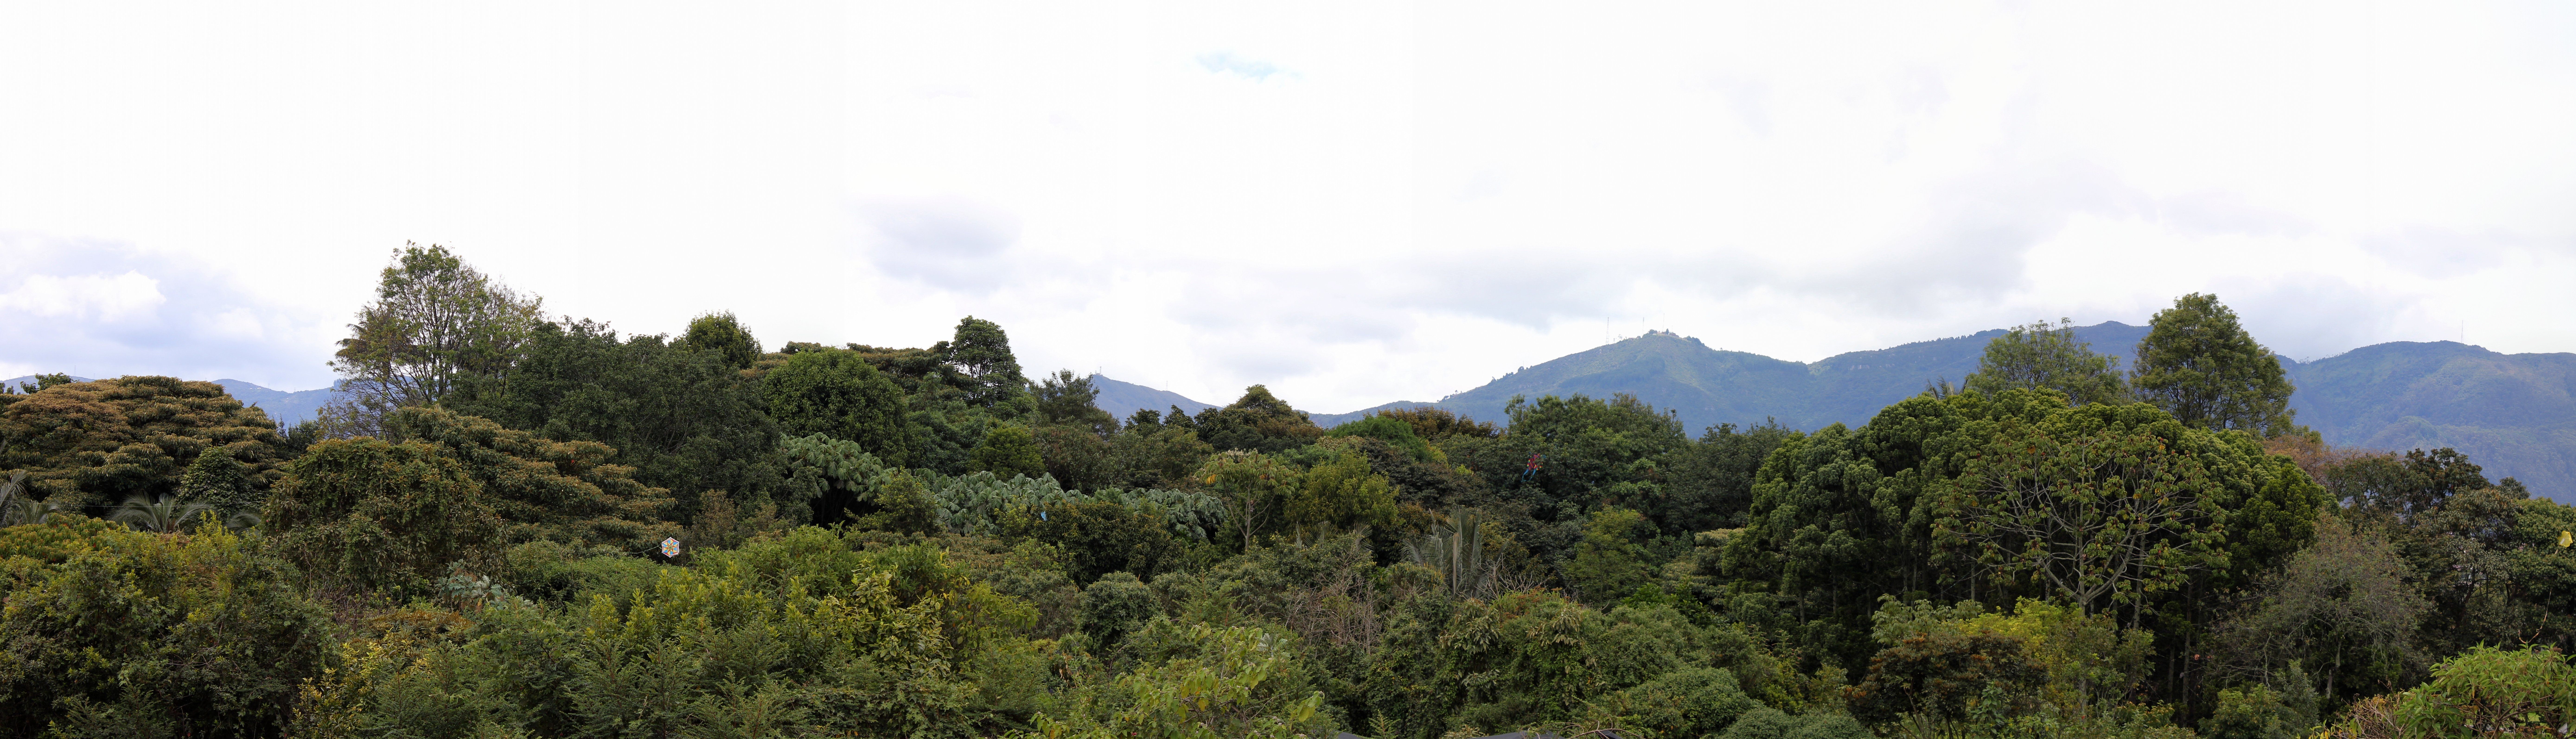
(4, 244, 2572, 739)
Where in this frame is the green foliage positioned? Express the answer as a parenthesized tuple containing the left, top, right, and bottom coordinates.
(1034, 369, 1117, 431)
(1080, 571, 1159, 644)
(1327, 415, 1440, 463)
(0, 524, 339, 736)
(1936, 406, 2229, 620)
(387, 406, 681, 552)
(1446, 392, 1688, 530)
(2132, 293, 2299, 435)
(0, 514, 138, 563)
(456, 318, 785, 520)
(1108, 425, 1218, 490)
(1283, 443, 1398, 536)
(0, 375, 289, 510)
(1035, 422, 1118, 492)
(678, 310, 763, 369)
(1723, 388, 2324, 674)
(1848, 625, 2048, 727)
(2203, 684, 2309, 739)
(1659, 419, 1797, 531)
(946, 316, 1032, 411)
(328, 242, 545, 432)
(110, 494, 216, 533)
(2388, 645, 2576, 738)
(973, 424, 1046, 479)
(2215, 515, 2428, 709)
(1198, 385, 1325, 454)
(304, 527, 1048, 737)
(779, 431, 891, 524)
(1003, 501, 1187, 584)
(1613, 666, 1764, 738)
(264, 438, 501, 598)
(1966, 318, 2132, 406)
(1405, 508, 1506, 600)
(764, 347, 914, 465)
(174, 445, 261, 513)
(1564, 507, 1657, 604)
(1019, 623, 1330, 739)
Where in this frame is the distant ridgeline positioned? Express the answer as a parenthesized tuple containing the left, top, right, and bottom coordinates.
(1098, 324, 2576, 501)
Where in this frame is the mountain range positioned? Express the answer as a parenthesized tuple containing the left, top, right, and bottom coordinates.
(1097, 324, 2576, 501)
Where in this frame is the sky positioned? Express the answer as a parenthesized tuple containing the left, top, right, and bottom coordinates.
(3, 1, 2572, 412)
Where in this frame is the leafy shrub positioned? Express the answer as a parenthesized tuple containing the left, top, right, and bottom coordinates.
(2390, 645, 2576, 738)
(0, 525, 337, 736)
(265, 438, 501, 599)
(0, 514, 139, 563)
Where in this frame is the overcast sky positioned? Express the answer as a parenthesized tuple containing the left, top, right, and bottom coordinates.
(4, 2, 2571, 412)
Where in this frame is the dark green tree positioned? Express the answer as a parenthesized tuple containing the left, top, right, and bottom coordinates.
(1197, 385, 1324, 454)
(263, 438, 502, 599)
(446, 319, 783, 520)
(972, 425, 1045, 479)
(1658, 419, 1797, 532)
(944, 316, 1030, 412)
(174, 446, 260, 513)
(327, 242, 544, 435)
(764, 348, 914, 466)
(1965, 318, 2130, 406)
(1033, 369, 1116, 432)
(678, 310, 763, 370)
(0, 525, 338, 736)
(2132, 293, 2298, 435)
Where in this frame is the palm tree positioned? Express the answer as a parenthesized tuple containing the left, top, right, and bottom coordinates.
(1407, 507, 1504, 600)
(113, 495, 216, 533)
(1, 471, 53, 526)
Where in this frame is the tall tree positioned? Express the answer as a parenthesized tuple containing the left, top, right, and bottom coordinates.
(943, 316, 1030, 412)
(1033, 369, 1116, 432)
(1964, 318, 2130, 406)
(2131, 293, 2299, 435)
(678, 311, 763, 370)
(764, 349, 914, 466)
(327, 243, 544, 435)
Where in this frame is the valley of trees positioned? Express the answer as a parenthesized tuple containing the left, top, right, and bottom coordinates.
(5, 243, 2574, 738)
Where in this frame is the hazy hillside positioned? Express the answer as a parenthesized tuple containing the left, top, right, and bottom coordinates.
(1087, 374, 1216, 422)
(2285, 342, 2576, 497)
(214, 379, 334, 426)
(1415, 324, 2151, 433)
(1285, 325, 2569, 500)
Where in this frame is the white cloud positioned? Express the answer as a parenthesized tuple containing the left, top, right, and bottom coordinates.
(1, 272, 166, 322)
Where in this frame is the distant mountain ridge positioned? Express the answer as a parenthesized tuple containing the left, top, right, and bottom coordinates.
(1087, 374, 1217, 422)
(1264, 325, 2573, 501)
(213, 380, 334, 426)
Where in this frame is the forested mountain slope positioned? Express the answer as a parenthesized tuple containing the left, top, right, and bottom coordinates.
(2284, 341, 2576, 498)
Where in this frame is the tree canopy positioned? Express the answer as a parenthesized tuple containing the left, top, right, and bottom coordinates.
(2133, 293, 2300, 436)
